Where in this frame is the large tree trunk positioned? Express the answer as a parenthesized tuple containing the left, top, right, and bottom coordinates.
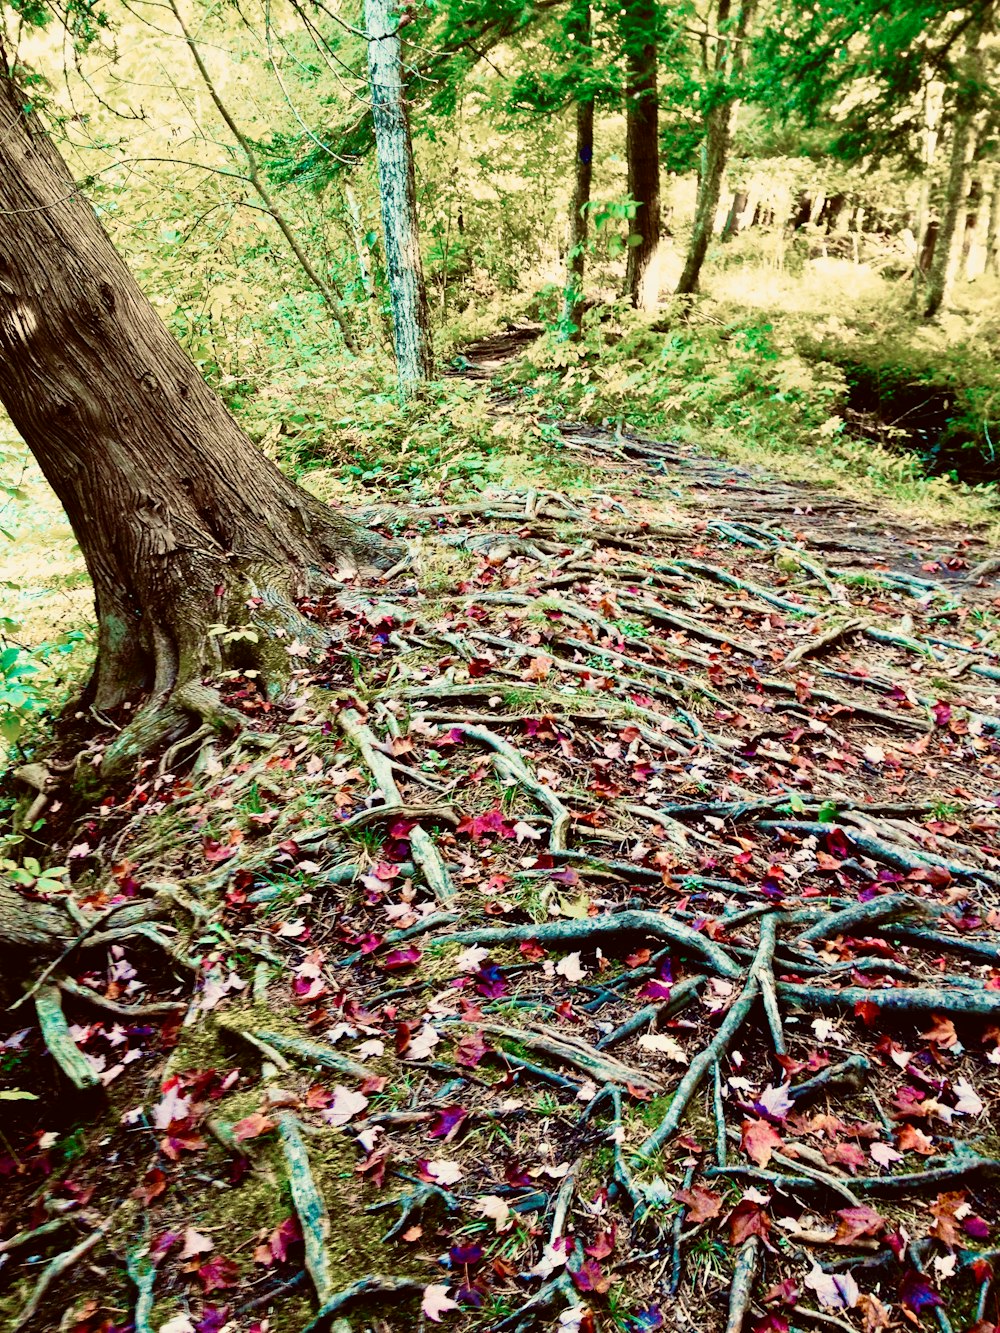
(365, 0, 434, 391)
(923, 13, 988, 318)
(560, 2, 595, 334)
(0, 72, 395, 776)
(675, 0, 755, 296)
(621, 0, 661, 310)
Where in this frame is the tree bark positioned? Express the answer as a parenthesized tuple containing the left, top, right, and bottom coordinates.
(560, 2, 595, 334)
(0, 72, 395, 775)
(365, 0, 434, 391)
(621, 0, 661, 310)
(985, 163, 1000, 276)
(675, 0, 755, 296)
(923, 11, 988, 318)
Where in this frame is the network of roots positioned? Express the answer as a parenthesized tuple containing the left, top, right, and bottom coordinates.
(3, 421, 1000, 1333)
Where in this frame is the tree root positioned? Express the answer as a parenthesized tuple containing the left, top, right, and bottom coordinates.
(339, 707, 455, 901)
(367, 1181, 458, 1242)
(477, 1020, 663, 1093)
(437, 911, 742, 980)
(455, 723, 571, 850)
(635, 914, 779, 1162)
(300, 1274, 426, 1332)
(34, 984, 101, 1091)
(724, 1237, 760, 1333)
(277, 1111, 333, 1307)
(11, 1221, 110, 1332)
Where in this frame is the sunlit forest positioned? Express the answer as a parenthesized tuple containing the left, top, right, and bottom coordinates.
(2, 0, 1000, 1330)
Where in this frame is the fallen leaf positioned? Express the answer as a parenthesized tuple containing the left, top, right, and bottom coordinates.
(556, 952, 587, 983)
(742, 1118, 784, 1168)
(322, 1086, 369, 1128)
(638, 1033, 688, 1063)
(674, 1185, 723, 1224)
(804, 1266, 859, 1309)
(180, 1228, 214, 1259)
(422, 1284, 459, 1322)
(477, 1195, 512, 1232)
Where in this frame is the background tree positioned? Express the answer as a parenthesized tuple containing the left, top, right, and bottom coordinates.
(365, 0, 434, 389)
(620, 0, 662, 309)
(675, 0, 757, 294)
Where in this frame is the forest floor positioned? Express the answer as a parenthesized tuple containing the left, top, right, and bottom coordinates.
(2, 332, 1000, 1333)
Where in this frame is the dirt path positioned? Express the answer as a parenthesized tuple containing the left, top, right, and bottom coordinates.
(2, 342, 1000, 1333)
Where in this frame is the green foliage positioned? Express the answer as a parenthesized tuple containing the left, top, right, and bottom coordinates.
(0, 631, 88, 749)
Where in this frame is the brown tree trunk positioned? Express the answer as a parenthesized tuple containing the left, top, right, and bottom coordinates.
(675, 0, 755, 296)
(924, 10, 989, 318)
(621, 0, 661, 310)
(561, 2, 595, 334)
(0, 72, 395, 775)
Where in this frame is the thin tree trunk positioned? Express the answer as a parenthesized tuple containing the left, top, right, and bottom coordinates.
(167, 0, 358, 352)
(561, 3, 595, 333)
(912, 78, 944, 301)
(0, 71, 393, 776)
(675, 0, 755, 296)
(924, 11, 988, 318)
(365, 0, 434, 391)
(985, 164, 1000, 276)
(621, 0, 661, 310)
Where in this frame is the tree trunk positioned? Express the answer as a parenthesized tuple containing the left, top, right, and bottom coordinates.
(0, 72, 395, 777)
(621, 0, 661, 310)
(675, 0, 755, 296)
(365, 0, 434, 391)
(924, 13, 988, 319)
(985, 164, 1000, 276)
(721, 190, 748, 240)
(560, 2, 595, 334)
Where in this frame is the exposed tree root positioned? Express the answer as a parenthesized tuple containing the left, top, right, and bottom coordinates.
(5, 438, 1000, 1333)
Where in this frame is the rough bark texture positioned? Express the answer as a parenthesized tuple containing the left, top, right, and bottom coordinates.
(365, 0, 434, 391)
(621, 0, 661, 311)
(675, 0, 755, 296)
(560, 3, 595, 332)
(923, 12, 988, 318)
(985, 164, 1000, 276)
(0, 72, 394, 758)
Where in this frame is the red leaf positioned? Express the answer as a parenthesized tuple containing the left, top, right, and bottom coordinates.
(674, 1185, 723, 1225)
(833, 1206, 887, 1245)
(231, 1113, 276, 1142)
(730, 1200, 771, 1245)
(197, 1257, 240, 1293)
(455, 1029, 491, 1069)
(741, 1118, 783, 1167)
